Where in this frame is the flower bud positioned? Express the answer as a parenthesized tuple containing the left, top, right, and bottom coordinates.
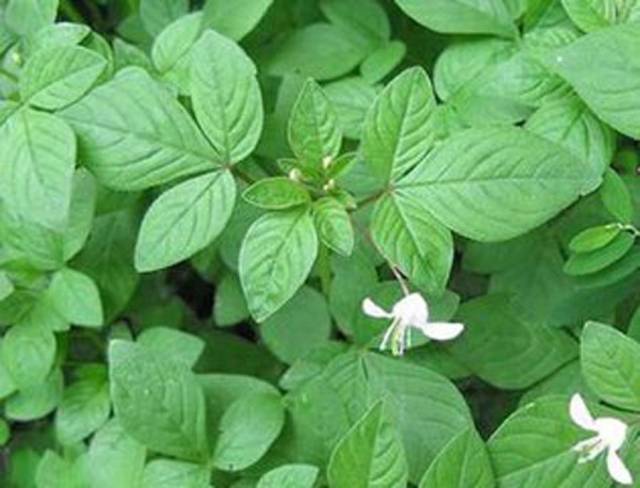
(288, 168, 302, 182)
(323, 179, 336, 192)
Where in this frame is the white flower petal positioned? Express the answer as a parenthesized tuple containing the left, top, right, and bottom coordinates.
(606, 449, 633, 485)
(393, 293, 428, 326)
(362, 298, 392, 319)
(569, 394, 597, 431)
(418, 322, 464, 341)
(595, 417, 628, 451)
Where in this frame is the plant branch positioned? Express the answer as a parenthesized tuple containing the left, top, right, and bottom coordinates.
(356, 190, 384, 209)
(233, 167, 257, 186)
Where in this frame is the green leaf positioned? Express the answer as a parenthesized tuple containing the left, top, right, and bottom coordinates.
(284, 351, 472, 482)
(140, 0, 189, 37)
(213, 392, 285, 471)
(239, 209, 318, 322)
(54, 366, 110, 445)
(214, 273, 250, 326)
(191, 30, 264, 164)
(35, 450, 89, 488)
(564, 232, 635, 275)
(142, 459, 209, 488)
(581, 321, 640, 411)
(418, 428, 494, 488)
(328, 401, 409, 488)
(569, 225, 621, 253)
(325, 77, 379, 140)
(395, 0, 517, 38)
(0, 226, 64, 286)
(73, 207, 140, 322)
(135, 170, 236, 272)
(362, 67, 437, 185)
(5, 368, 63, 421)
(1, 320, 56, 389)
(319, 0, 390, 52)
(203, 0, 274, 41)
(371, 192, 453, 293)
(360, 41, 407, 85)
(0, 342, 17, 400)
(138, 327, 205, 368)
(0, 272, 14, 301)
(261, 286, 332, 364)
(519, 360, 592, 406)
(313, 197, 354, 257)
(152, 13, 203, 95)
(266, 23, 366, 81)
(114, 38, 153, 72)
(552, 24, 640, 139)
(198, 373, 280, 422)
(243, 177, 310, 210)
(20, 46, 106, 110)
(109, 340, 209, 462)
(487, 397, 607, 487)
(288, 79, 342, 170)
(357, 353, 473, 481)
(61, 67, 216, 191)
(561, 0, 617, 32)
(0, 109, 76, 230)
(448, 295, 578, 389)
(441, 29, 574, 124)
(525, 96, 614, 193)
(433, 38, 513, 102)
(48, 267, 104, 327)
(88, 419, 146, 488)
(25, 22, 90, 56)
(63, 169, 98, 261)
(398, 127, 590, 242)
(5, 0, 57, 37)
(600, 168, 634, 223)
(329, 250, 379, 334)
(257, 464, 319, 488)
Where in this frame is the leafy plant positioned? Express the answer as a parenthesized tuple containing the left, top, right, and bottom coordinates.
(1, 0, 640, 487)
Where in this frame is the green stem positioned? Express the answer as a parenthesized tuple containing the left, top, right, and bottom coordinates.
(356, 190, 384, 209)
(317, 244, 332, 296)
(390, 265, 410, 295)
(60, 0, 86, 24)
(233, 167, 256, 186)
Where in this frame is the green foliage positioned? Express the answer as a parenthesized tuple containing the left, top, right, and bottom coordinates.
(1, 1, 640, 487)
(418, 428, 494, 488)
(328, 401, 409, 487)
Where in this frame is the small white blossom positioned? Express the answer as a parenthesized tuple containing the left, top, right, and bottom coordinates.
(288, 168, 302, 182)
(322, 179, 336, 192)
(322, 155, 333, 170)
(362, 293, 464, 356)
(569, 393, 632, 485)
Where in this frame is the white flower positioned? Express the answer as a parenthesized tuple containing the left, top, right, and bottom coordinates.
(362, 292, 464, 356)
(569, 393, 632, 485)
